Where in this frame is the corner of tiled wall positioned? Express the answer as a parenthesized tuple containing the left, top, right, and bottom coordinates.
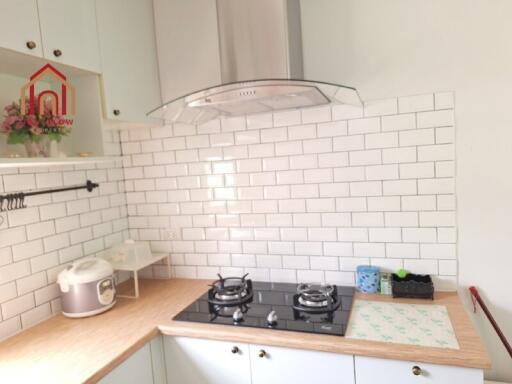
(0, 129, 129, 341)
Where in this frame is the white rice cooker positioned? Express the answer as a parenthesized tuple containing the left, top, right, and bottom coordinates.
(57, 258, 116, 318)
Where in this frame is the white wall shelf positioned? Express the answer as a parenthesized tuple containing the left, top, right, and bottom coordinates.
(0, 156, 121, 168)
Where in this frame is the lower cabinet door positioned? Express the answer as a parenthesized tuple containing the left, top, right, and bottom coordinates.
(250, 344, 355, 384)
(99, 343, 154, 384)
(355, 356, 484, 384)
(163, 336, 252, 384)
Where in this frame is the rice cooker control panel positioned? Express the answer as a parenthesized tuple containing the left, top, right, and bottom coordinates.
(97, 278, 115, 305)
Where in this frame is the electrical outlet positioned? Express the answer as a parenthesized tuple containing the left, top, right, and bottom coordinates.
(165, 228, 179, 240)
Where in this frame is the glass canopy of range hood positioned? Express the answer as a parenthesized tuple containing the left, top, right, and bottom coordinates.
(147, 79, 363, 125)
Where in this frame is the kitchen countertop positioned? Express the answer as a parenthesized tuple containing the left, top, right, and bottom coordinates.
(0, 279, 491, 383)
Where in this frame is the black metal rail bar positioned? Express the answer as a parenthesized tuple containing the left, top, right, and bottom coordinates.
(0, 180, 99, 212)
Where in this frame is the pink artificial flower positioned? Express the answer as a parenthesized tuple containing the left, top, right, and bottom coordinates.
(46, 118, 56, 128)
(25, 115, 39, 128)
(14, 119, 25, 130)
(30, 126, 42, 135)
(1, 119, 12, 133)
(4, 115, 17, 126)
(4, 103, 17, 116)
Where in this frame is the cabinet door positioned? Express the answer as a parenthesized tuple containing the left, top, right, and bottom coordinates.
(95, 0, 161, 122)
(250, 344, 355, 384)
(37, 0, 101, 72)
(99, 343, 154, 384)
(163, 336, 251, 384)
(153, 0, 221, 102)
(0, 0, 43, 57)
(355, 356, 484, 384)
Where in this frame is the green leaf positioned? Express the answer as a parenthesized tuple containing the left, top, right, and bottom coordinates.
(6, 131, 28, 144)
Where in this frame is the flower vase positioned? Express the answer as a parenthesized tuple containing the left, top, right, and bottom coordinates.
(24, 136, 51, 157)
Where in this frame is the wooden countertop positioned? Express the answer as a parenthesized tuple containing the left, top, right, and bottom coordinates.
(0, 279, 491, 383)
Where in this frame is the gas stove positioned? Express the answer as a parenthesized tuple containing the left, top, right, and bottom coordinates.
(174, 274, 355, 336)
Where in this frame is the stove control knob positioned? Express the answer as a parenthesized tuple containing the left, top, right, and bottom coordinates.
(233, 308, 243, 322)
(267, 310, 278, 326)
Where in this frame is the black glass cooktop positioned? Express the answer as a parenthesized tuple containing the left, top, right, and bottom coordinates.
(174, 281, 355, 336)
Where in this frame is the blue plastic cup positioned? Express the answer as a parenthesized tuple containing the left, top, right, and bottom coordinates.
(356, 265, 380, 293)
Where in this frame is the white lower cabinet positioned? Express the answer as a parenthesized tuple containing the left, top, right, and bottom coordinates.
(163, 336, 252, 384)
(102, 336, 484, 384)
(355, 356, 484, 384)
(99, 337, 166, 384)
(162, 336, 354, 384)
(249, 343, 355, 384)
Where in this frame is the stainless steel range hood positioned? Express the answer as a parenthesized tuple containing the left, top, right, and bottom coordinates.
(148, 0, 362, 125)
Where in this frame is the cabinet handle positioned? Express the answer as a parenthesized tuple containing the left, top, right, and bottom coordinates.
(53, 49, 62, 57)
(412, 366, 422, 376)
(231, 346, 239, 354)
(26, 41, 36, 50)
(258, 349, 266, 358)
(113, 109, 120, 116)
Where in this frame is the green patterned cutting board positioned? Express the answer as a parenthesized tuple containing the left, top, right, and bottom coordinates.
(345, 300, 459, 349)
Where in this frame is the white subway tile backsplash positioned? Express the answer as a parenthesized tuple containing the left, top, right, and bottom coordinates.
(261, 127, 287, 143)
(419, 211, 456, 227)
(1, 293, 35, 320)
(246, 113, 273, 130)
(348, 117, 380, 135)
(381, 113, 416, 132)
(0, 92, 459, 340)
(288, 124, 317, 141)
(364, 98, 397, 116)
(398, 94, 434, 113)
(273, 110, 301, 127)
(333, 135, 364, 152)
(403, 228, 437, 243)
(400, 163, 435, 179)
(302, 106, 331, 123)
(349, 150, 382, 166)
(434, 92, 455, 110)
(365, 132, 398, 149)
(317, 121, 348, 138)
(399, 129, 435, 146)
(4, 175, 36, 192)
(12, 240, 43, 261)
(290, 154, 318, 169)
(303, 138, 332, 154)
(417, 110, 454, 128)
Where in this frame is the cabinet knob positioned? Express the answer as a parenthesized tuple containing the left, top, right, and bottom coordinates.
(113, 109, 121, 116)
(53, 49, 62, 57)
(26, 41, 36, 50)
(258, 349, 266, 358)
(231, 346, 239, 354)
(412, 366, 422, 376)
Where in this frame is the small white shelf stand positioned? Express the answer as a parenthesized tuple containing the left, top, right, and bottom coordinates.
(102, 252, 171, 299)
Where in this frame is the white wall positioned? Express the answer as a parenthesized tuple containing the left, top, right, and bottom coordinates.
(326, 0, 512, 380)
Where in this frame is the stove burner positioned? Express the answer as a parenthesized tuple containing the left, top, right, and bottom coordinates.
(293, 283, 341, 314)
(208, 303, 250, 321)
(207, 273, 254, 307)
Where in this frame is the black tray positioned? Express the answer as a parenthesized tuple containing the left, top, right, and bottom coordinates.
(391, 273, 434, 300)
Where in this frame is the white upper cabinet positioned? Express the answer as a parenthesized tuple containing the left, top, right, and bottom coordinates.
(37, 0, 101, 73)
(164, 336, 252, 384)
(249, 343, 355, 384)
(0, 0, 43, 57)
(153, 0, 221, 102)
(95, 0, 161, 122)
